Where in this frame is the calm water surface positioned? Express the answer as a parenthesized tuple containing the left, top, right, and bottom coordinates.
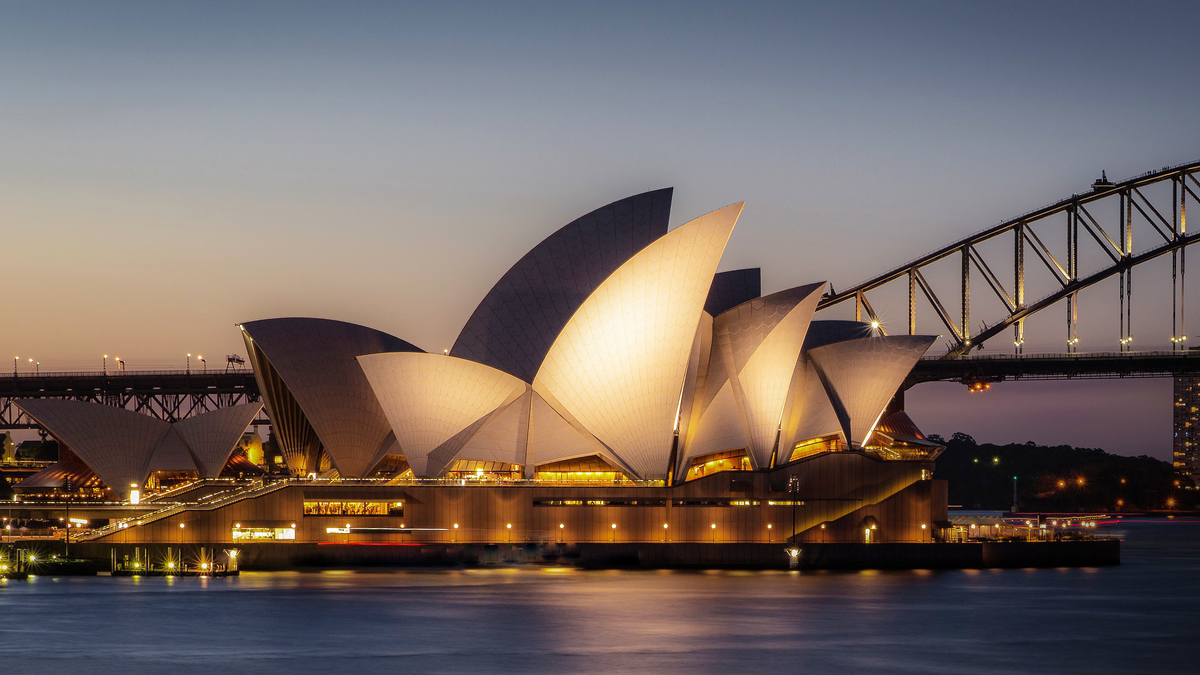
(2, 521, 1197, 674)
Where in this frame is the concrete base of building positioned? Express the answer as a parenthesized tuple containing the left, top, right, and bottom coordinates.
(65, 539, 1119, 571)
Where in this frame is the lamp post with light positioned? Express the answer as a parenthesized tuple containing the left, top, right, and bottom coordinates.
(788, 475, 799, 545)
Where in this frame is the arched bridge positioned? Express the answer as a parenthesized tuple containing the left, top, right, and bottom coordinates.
(818, 159, 1200, 359)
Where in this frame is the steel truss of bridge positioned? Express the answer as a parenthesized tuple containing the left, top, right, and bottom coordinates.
(0, 370, 261, 429)
(818, 160, 1200, 358)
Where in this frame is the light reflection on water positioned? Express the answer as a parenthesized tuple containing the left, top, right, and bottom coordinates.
(1, 521, 1198, 674)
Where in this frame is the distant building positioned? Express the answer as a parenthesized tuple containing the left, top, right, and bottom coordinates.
(1174, 376, 1200, 483)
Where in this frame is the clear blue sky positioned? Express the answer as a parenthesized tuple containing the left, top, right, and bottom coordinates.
(3, 1, 1197, 458)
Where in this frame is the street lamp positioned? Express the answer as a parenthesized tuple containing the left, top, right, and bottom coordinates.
(186, 354, 191, 374)
(13, 355, 17, 376)
(102, 354, 108, 375)
(198, 355, 206, 372)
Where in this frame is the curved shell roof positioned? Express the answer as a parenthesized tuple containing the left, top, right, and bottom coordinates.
(803, 320, 873, 350)
(452, 390, 532, 468)
(533, 203, 742, 479)
(240, 318, 422, 478)
(807, 335, 935, 446)
(712, 282, 825, 467)
(780, 356, 844, 450)
(358, 352, 528, 477)
(704, 268, 761, 316)
(451, 188, 673, 383)
(15, 399, 171, 498)
(174, 401, 263, 478)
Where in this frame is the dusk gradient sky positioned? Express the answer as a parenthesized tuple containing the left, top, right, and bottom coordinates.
(3, 1, 1199, 459)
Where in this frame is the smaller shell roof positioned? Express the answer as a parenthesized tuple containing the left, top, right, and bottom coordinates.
(240, 317, 423, 478)
(16, 399, 170, 499)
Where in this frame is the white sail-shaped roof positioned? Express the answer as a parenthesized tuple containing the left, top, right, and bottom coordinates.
(239, 318, 422, 478)
(714, 283, 824, 467)
(358, 352, 528, 477)
(15, 400, 171, 499)
(174, 402, 264, 478)
(680, 380, 750, 463)
(452, 189, 673, 382)
(532, 203, 742, 479)
(780, 357, 844, 451)
(807, 335, 936, 446)
(453, 390, 531, 468)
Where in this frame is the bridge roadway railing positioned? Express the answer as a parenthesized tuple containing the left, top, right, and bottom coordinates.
(908, 349, 1200, 385)
(0, 369, 262, 428)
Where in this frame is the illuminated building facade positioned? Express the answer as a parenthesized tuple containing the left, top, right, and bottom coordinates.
(1173, 375, 1200, 483)
(19, 189, 948, 546)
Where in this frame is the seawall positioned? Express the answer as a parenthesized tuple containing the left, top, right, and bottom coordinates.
(64, 539, 1120, 571)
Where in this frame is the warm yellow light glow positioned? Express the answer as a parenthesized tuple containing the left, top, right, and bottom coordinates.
(611, 523, 617, 529)
(201, 563, 209, 570)
(506, 523, 512, 529)
(920, 523, 927, 530)
(179, 523, 185, 529)
(767, 524, 773, 529)
(453, 523, 459, 529)
(167, 562, 175, 569)
(533, 203, 742, 478)
(235, 523, 241, 528)
(663, 523, 669, 529)
(711, 523, 716, 529)
(558, 524, 564, 529)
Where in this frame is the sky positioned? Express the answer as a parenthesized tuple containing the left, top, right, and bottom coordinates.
(2, 1, 1198, 459)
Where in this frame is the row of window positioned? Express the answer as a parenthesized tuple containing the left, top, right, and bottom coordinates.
(531, 499, 805, 507)
(302, 501, 404, 516)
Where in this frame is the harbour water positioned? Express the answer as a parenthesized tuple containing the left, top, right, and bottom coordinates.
(1, 520, 1196, 674)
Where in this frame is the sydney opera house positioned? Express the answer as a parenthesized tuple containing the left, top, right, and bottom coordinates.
(13, 188, 947, 549)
